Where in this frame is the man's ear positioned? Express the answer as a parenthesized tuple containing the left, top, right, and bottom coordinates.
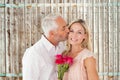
(49, 30, 55, 36)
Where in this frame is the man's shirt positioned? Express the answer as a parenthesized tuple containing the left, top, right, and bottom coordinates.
(22, 35, 65, 80)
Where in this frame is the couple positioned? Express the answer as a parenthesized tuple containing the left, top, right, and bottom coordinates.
(22, 13, 99, 80)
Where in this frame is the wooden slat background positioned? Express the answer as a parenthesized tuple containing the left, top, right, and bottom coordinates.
(0, 0, 120, 80)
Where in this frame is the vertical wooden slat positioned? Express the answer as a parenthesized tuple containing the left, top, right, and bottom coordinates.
(118, 0, 120, 79)
(88, 0, 94, 54)
(83, 0, 87, 20)
(103, 1, 109, 80)
(5, 0, 11, 80)
(0, 0, 6, 80)
(98, 0, 104, 80)
(58, 0, 62, 16)
(17, 0, 22, 76)
(5, 0, 11, 79)
(51, 0, 54, 13)
(80, 0, 84, 19)
(63, 0, 69, 22)
(93, 2, 100, 80)
(69, 0, 72, 22)
(35, 0, 41, 41)
(15, 0, 24, 79)
(37, 0, 45, 38)
(68, 1, 70, 23)
(14, 1, 20, 79)
(8, 0, 15, 79)
(31, 0, 38, 46)
(76, 0, 80, 19)
(56, 0, 59, 13)
(36, 1, 43, 40)
(9, 2, 19, 78)
(44, 0, 50, 16)
(113, 0, 118, 80)
(71, 0, 77, 21)
(24, 0, 32, 49)
(0, 1, 120, 80)
(84, 0, 90, 25)
(108, 0, 114, 80)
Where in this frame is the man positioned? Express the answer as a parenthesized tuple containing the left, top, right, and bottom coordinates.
(22, 13, 69, 80)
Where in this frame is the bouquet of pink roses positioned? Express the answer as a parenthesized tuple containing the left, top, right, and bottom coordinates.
(55, 54, 73, 80)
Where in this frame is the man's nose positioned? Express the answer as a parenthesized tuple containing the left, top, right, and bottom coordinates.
(66, 27, 69, 33)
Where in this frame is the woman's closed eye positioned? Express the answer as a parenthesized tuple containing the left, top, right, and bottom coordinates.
(69, 30, 74, 33)
(78, 32, 82, 34)
(69, 30, 82, 34)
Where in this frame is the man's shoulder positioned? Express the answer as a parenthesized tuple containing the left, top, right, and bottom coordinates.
(24, 38, 47, 54)
(27, 38, 45, 51)
(22, 46, 44, 62)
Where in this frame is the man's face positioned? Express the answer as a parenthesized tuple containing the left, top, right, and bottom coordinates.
(55, 16, 69, 42)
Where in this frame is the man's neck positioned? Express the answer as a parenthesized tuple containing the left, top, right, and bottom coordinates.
(44, 35, 59, 46)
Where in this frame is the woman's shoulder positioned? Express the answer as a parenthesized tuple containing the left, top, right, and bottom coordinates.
(80, 48, 95, 60)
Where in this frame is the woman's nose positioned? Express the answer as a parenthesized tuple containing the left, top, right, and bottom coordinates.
(71, 32, 78, 37)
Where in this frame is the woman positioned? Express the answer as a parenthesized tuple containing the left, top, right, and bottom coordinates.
(63, 19, 99, 80)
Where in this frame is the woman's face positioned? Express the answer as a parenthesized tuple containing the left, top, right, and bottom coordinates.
(68, 23, 86, 46)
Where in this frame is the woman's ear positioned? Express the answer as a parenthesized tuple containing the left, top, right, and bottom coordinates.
(84, 34, 87, 39)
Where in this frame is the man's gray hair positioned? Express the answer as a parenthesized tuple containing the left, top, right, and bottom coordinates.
(41, 13, 61, 37)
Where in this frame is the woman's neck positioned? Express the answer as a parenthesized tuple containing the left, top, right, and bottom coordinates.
(70, 45, 83, 53)
(67, 45, 84, 58)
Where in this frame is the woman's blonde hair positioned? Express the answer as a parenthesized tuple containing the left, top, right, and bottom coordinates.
(63, 19, 92, 55)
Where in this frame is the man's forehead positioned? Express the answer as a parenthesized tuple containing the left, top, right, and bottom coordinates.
(56, 16, 65, 22)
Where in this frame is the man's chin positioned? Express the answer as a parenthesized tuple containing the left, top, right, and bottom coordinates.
(62, 38, 68, 41)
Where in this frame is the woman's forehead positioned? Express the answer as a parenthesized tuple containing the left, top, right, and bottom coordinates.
(70, 23, 84, 30)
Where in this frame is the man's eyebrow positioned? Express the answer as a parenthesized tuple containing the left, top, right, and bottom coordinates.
(66, 24, 69, 26)
(62, 24, 69, 28)
(63, 24, 69, 27)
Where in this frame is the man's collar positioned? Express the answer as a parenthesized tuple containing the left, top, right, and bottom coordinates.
(41, 35, 55, 51)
